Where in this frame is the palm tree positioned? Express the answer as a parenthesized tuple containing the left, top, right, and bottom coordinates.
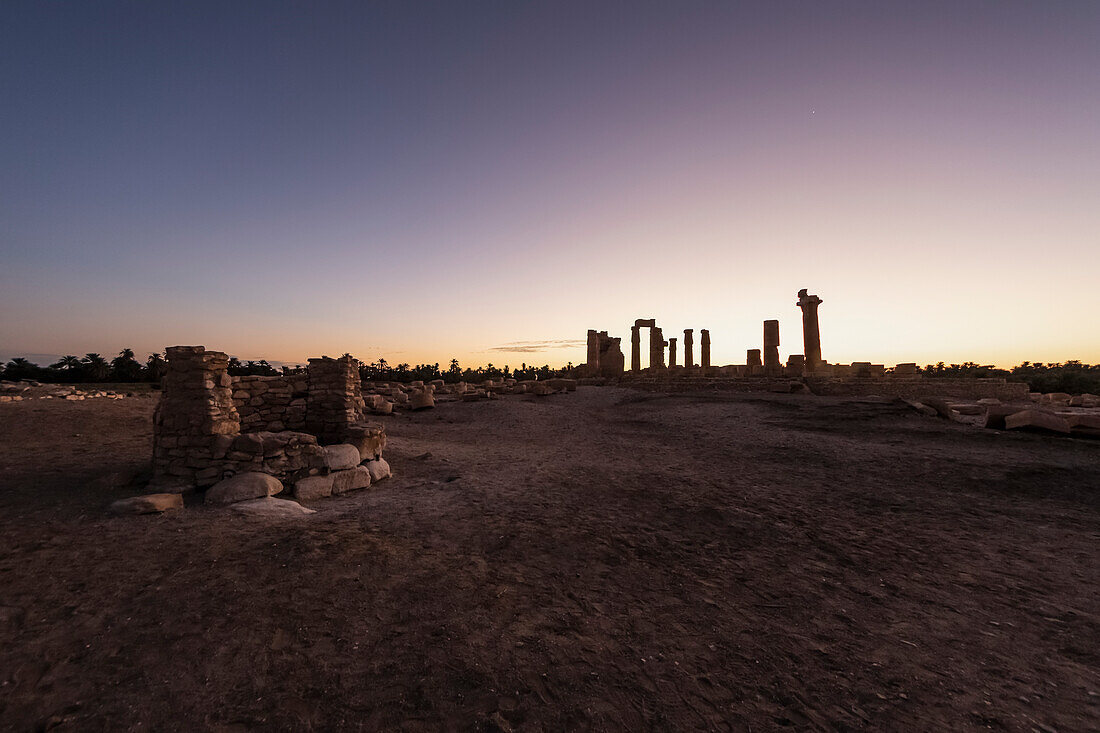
(51, 355, 81, 372)
(4, 357, 38, 381)
(145, 353, 167, 381)
(111, 348, 142, 381)
(82, 353, 110, 381)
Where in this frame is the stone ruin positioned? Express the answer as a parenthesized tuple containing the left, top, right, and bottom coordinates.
(578, 330, 625, 378)
(576, 289, 1031, 401)
(150, 347, 388, 504)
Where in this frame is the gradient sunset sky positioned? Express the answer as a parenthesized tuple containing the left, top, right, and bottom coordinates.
(2, 1, 1097, 369)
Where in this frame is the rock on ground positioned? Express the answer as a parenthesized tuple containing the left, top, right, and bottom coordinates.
(366, 457, 392, 482)
(230, 497, 316, 517)
(109, 493, 184, 515)
(323, 444, 361, 471)
(205, 472, 283, 505)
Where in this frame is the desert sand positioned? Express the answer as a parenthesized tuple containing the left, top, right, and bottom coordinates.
(0, 387, 1097, 730)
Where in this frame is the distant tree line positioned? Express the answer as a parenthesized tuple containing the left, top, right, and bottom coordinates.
(918, 361, 1100, 394)
(358, 358, 573, 383)
(0, 351, 575, 385)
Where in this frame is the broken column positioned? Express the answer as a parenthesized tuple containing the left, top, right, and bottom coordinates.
(630, 326, 641, 372)
(586, 330, 601, 372)
(668, 337, 678, 367)
(599, 336, 625, 377)
(306, 355, 366, 444)
(796, 289, 824, 371)
(763, 320, 781, 376)
(700, 329, 710, 373)
(683, 329, 694, 368)
(747, 349, 762, 372)
(152, 346, 240, 490)
(650, 326, 666, 369)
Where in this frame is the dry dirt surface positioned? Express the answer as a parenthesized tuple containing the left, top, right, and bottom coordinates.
(0, 388, 1098, 731)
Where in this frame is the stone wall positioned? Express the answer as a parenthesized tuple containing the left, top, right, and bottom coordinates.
(152, 347, 383, 492)
(232, 375, 308, 433)
(152, 346, 240, 490)
(306, 356, 366, 443)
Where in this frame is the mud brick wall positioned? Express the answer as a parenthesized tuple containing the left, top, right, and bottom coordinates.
(232, 375, 308, 432)
(306, 356, 366, 443)
(153, 346, 240, 489)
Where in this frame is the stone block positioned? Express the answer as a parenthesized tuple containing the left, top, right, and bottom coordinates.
(1004, 410, 1072, 434)
(331, 466, 372, 495)
(294, 474, 334, 501)
(323, 444, 361, 470)
(410, 390, 435, 410)
(205, 472, 283, 505)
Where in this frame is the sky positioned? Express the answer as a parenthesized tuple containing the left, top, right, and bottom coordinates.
(2, 1, 1098, 369)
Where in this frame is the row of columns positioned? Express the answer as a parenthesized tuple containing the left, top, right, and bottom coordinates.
(623, 289, 823, 376)
(631, 322, 710, 372)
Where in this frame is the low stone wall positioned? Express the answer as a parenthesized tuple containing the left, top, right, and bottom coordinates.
(232, 375, 308, 432)
(807, 377, 1030, 401)
(622, 375, 1030, 401)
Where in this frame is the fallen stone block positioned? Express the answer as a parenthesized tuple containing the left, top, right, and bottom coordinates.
(950, 403, 984, 416)
(331, 466, 371, 495)
(205, 472, 283, 505)
(410, 390, 435, 410)
(1066, 414, 1100, 437)
(365, 457, 391, 482)
(902, 399, 938, 417)
(977, 398, 1001, 406)
(1045, 393, 1072, 404)
(323, 444, 361, 471)
(294, 474, 334, 501)
(110, 493, 184, 515)
(1003, 410, 1072, 434)
(231, 497, 316, 517)
(924, 398, 958, 420)
(983, 405, 1022, 430)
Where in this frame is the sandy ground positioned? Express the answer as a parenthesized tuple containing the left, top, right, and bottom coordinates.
(0, 387, 1097, 731)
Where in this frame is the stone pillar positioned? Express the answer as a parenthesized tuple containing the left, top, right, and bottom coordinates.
(306, 355, 366, 444)
(650, 327, 666, 369)
(700, 329, 711, 372)
(683, 329, 694, 368)
(586, 330, 600, 371)
(763, 320, 781, 375)
(668, 337, 678, 367)
(747, 349, 762, 367)
(796, 289, 824, 371)
(630, 326, 641, 372)
(152, 346, 240, 490)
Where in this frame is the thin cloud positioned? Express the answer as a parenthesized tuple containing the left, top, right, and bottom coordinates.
(486, 339, 586, 353)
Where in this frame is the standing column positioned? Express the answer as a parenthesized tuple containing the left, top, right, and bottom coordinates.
(668, 337, 678, 367)
(796, 289, 824, 371)
(683, 329, 694, 368)
(630, 326, 641, 372)
(700, 329, 711, 372)
(763, 320, 781, 375)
